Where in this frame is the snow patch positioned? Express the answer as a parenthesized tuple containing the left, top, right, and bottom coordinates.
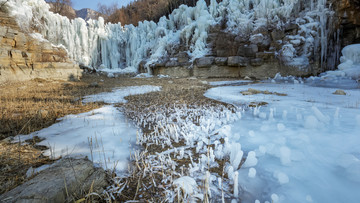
(83, 85, 161, 104)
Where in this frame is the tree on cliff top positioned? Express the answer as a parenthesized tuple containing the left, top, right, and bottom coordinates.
(97, 0, 204, 26)
(46, 0, 75, 19)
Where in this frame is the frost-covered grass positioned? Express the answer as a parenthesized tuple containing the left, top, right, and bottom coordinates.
(105, 77, 360, 202)
(4, 75, 359, 202)
(109, 103, 242, 202)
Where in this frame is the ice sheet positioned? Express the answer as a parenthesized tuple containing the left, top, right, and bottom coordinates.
(205, 82, 360, 203)
(17, 106, 137, 173)
(83, 85, 161, 104)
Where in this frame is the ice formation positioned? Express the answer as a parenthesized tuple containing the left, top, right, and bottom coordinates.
(15, 106, 138, 172)
(4, 0, 333, 73)
(205, 81, 360, 203)
(173, 176, 198, 196)
(324, 44, 360, 79)
(82, 85, 161, 104)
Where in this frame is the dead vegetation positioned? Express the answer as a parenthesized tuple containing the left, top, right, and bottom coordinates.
(0, 74, 244, 199)
(0, 74, 119, 194)
(0, 141, 52, 194)
(240, 88, 287, 96)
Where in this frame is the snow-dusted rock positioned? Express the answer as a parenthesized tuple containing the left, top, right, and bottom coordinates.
(0, 158, 107, 202)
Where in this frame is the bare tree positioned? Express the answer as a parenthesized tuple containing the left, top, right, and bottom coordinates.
(97, 2, 118, 20)
(46, 0, 72, 14)
(46, 0, 75, 19)
(0, 0, 9, 11)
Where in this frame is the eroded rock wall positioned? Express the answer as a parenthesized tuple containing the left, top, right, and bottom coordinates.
(335, 0, 360, 46)
(0, 11, 82, 84)
(147, 23, 321, 79)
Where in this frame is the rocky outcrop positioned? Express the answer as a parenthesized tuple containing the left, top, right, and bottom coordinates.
(0, 11, 82, 84)
(0, 158, 107, 203)
(146, 22, 320, 79)
(334, 0, 360, 46)
(76, 8, 102, 21)
(139, 1, 360, 79)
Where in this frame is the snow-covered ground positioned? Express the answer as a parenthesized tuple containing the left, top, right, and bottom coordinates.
(15, 86, 161, 174)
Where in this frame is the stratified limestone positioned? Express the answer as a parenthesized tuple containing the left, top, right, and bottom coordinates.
(0, 11, 82, 84)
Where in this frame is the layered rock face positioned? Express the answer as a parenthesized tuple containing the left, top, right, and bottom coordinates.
(147, 1, 360, 79)
(335, 0, 360, 46)
(146, 23, 321, 79)
(0, 11, 82, 84)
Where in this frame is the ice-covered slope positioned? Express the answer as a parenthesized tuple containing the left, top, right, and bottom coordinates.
(4, 0, 333, 74)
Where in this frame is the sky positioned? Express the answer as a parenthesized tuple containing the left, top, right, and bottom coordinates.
(72, 0, 133, 11)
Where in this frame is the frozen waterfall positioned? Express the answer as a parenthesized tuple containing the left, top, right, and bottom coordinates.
(4, 0, 332, 74)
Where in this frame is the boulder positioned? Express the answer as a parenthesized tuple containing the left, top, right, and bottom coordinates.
(165, 59, 180, 67)
(216, 49, 230, 57)
(194, 57, 215, 68)
(237, 44, 259, 57)
(333, 89, 346, 95)
(215, 57, 228, 66)
(0, 158, 108, 203)
(175, 52, 190, 63)
(228, 56, 249, 67)
(250, 58, 264, 66)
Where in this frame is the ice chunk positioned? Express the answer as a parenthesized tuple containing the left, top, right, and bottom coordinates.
(231, 150, 243, 170)
(243, 151, 258, 168)
(320, 44, 360, 79)
(173, 176, 198, 195)
(311, 106, 330, 124)
(271, 194, 280, 203)
(234, 171, 239, 197)
(248, 168, 257, 178)
(338, 44, 360, 79)
(227, 165, 235, 180)
(274, 171, 289, 184)
(259, 145, 267, 155)
(259, 112, 267, 119)
(218, 125, 232, 137)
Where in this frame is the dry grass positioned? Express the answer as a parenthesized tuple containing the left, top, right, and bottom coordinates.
(0, 73, 244, 197)
(0, 78, 101, 139)
(0, 141, 52, 194)
(0, 74, 124, 194)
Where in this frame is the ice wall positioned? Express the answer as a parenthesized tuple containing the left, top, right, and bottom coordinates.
(4, 0, 332, 73)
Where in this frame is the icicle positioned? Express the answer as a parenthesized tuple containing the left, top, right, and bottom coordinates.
(233, 171, 239, 198)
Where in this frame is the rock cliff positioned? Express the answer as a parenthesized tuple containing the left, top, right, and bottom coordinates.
(144, 1, 360, 79)
(0, 10, 82, 84)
